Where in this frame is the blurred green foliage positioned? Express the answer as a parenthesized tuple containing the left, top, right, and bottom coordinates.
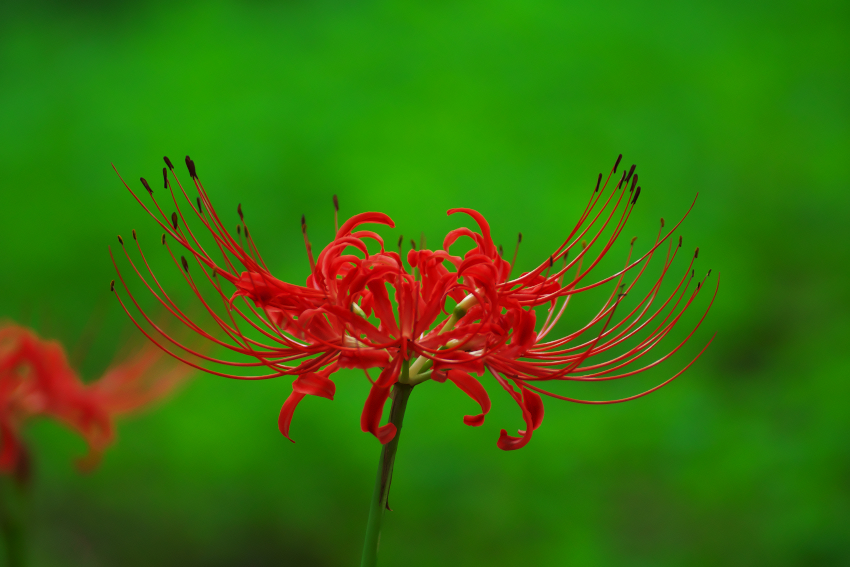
(1, 0, 848, 565)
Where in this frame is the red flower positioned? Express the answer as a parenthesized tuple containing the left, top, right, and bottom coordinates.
(111, 155, 716, 450)
(0, 323, 192, 477)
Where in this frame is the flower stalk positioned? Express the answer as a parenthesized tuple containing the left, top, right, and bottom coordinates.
(0, 476, 27, 567)
(360, 361, 413, 567)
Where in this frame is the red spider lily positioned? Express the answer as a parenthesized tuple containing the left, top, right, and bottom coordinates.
(111, 155, 717, 451)
(0, 323, 192, 478)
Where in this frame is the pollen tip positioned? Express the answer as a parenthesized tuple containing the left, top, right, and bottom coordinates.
(132, 229, 137, 240)
(181, 255, 189, 272)
(163, 156, 174, 169)
(660, 217, 665, 228)
(140, 177, 152, 194)
(631, 186, 641, 204)
(499, 244, 504, 257)
(625, 164, 636, 184)
(244, 225, 250, 238)
(196, 197, 202, 213)
(630, 236, 637, 246)
(595, 173, 602, 192)
(301, 214, 306, 233)
(117, 235, 124, 245)
(517, 232, 522, 244)
(161, 233, 166, 245)
(171, 212, 178, 230)
(397, 235, 403, 247)
(630, 173, 638, 192)
(549, 255, 554, 267)
(614, 153, 623, 173)
(581, 239, 587, 249)
(410, 238, 417, 251)
(237, 225, 241, 234)
(162, 167, 168, 189)
(694, 247, 700, 259)
(697, 282, 701, 290)
(110, 280, 115, 292)
(238, 203, 243, 220)
(333, 194, 339, 211)
(185, 156, 197, 179)
(707, 269, 712, 277)
(678, 235, 683, 247)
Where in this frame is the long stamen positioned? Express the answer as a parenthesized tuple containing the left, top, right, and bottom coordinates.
(508, 232, 522, 279)
(333, 195, 339, 233)
(301, 215, 316, 273)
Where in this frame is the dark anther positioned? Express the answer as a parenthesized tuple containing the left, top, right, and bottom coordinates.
(625, 164, 636, 184)
(117, 235, 123, 245)
(171, 212, 178, 230)
(630, 174, 638, 192)
(410, 239, 417, 251)
(499, 244, 504, 257)
(333, 195, 339, 212)
(397, 235, 403, 250)
(707, 269, 712, 277)
(163, 167, 168, 188)
(549, 255, 554, 268)
(132, 229, 137, 240)
(244, 226, 250, 238)
(694, 247, 699, 259)
(238, 204, 243, 220)
(630, 236, 637, 246)
(110, 280, 115, 292)
(161, 234, 166, 245)
(141, 177, 152, 195)
(691, 269, 695, 279)
(631, 186, 641, 204)
(301, 214, 307, 234)
(185, 156, 197, 179)
(518, 232, 523, 244)
(660, 218, 665, 228)
(678, 236, 683, 247)
(237, 225, 241, 235)
(595, 173, 602, 192)
(697, 282, 701, 290)
(618, 170, 627, 188)
(196, 197, 203, 213)
(181, 256, 189, 272)
(614, 154, 623, 173)
(164, 156, 174, 169)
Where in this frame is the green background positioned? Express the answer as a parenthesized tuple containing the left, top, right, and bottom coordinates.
(1, 0, 848, 565)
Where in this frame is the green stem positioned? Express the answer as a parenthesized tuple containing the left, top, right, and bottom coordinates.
(0, 477, 27, 567)
(360, 366, 414, 567)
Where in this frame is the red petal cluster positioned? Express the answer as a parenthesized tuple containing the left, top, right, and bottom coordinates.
(0, 323, 191, 476)
(112, 155, 717, 450)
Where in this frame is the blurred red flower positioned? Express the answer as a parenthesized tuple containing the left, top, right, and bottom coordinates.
(112, 155, 716, 450)
(0, 323, 192, 479)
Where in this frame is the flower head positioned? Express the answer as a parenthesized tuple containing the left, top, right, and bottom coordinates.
(111, 155, 717, 450)
(0, 322, 192, 477)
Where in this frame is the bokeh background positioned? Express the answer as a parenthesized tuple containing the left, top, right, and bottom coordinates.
(1, 0, 848, 565)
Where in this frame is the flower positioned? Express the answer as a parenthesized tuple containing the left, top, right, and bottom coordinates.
(0, 322, 192, 477)
(111, 155, 717, 450)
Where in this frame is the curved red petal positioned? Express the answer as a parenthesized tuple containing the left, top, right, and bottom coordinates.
(278, 391, 306, 442)
(292, 372, 336, 400)
(447, 370, 491, 427)
(337, 212, 395, 238)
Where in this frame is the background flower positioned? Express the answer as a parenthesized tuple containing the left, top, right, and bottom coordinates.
(0, 323, 192, 476)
